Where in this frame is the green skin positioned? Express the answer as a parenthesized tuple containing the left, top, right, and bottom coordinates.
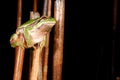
(10, 16, 56, 48)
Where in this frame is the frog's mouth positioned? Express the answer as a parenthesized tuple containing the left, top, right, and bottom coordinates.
(10, 34, 18, 44)
(10, 33, 26, 47)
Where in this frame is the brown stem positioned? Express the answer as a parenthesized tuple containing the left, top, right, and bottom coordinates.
(29, 0, 38, 78)
(33, 0, 37, 12)
(53, 0, 65, 80)
(42, 33, 49, 80)
(43, 0, 48, 16)
(42, 0, 52, 80)
(113, 0, 118, 31)
(29, 11, 40, 80)
(13, 0, 25, 80)
(13, 47, 25, 80)
(16, 0, 22, 27)
(29, 46, 43, 80)
(112, 0, 118, 78)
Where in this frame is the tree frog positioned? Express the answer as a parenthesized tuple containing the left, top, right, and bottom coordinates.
(10, 16, 56, 48)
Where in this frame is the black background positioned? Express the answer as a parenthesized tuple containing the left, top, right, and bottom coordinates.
(0, 0, 115, 80)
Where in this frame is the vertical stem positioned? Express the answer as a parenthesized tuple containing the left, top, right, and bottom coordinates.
(13, 0, 25, 80)
(33, 0, 37, 12)
(53, 0, 65, 80)
(16, 0, 22, 27)
(43, 0, 51, 16)
(29, 0, 43, 80)
(43, 0, 48, 16)
(29, 0, 38, 78)
(113, 0, 118, 31)
(112, 0, 118, 78)
(30, 47, 43, 80)
(14, 47, 25, 80)
(29, 11, 40, 80)
(42, 0, 52, 80)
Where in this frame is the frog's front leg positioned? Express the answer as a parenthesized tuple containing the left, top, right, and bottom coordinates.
(23, 27, 33, 48)
(40, 35, 47, 48)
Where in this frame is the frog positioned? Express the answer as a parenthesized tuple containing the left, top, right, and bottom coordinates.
(10, 16, 56, 48)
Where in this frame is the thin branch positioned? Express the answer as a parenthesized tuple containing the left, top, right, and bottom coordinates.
(29, 11, 40, 80)
(13, 0, 25, 80)
(53, 0, 65, 80)
(43, 0, 48, 16)
(112, 0, 118, 78)
(29, 5, 40, 77)
(113, 0, 118, 31)
(33, 0, 37, 12)
(29, 0, 38, 76)
(42, 0, 52, 80)
(29, 46, 43, 80)
(29, 1, 42, 79)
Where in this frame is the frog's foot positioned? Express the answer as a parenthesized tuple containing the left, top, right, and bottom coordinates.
(33, 45, 37, 50)
(32, 43, 41, 50)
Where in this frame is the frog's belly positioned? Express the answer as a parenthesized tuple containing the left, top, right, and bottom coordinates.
(29, 29, 47, 43)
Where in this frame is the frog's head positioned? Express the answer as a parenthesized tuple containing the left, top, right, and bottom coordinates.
(10, 33, 24, 48)
(10, 33, 18, 43)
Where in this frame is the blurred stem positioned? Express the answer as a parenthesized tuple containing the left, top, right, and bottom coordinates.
(13, 0, 25, 80)
(53, 0, 65, 80)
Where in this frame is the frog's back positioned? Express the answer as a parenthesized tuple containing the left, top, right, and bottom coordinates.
(18, 17, 40, 28)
